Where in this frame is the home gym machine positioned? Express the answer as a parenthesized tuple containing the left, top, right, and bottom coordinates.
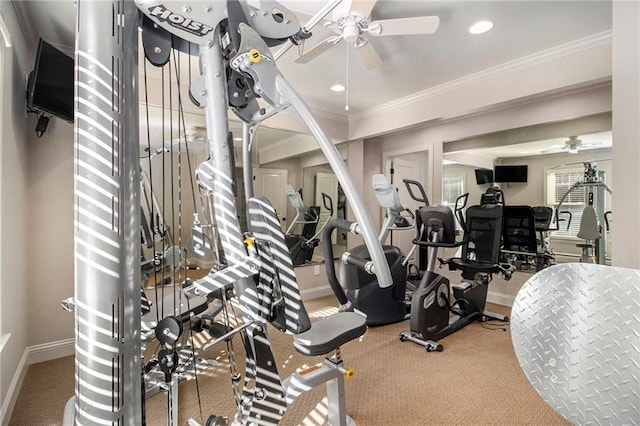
(68, 0, 391, 425)
(339, 174, 416, 326)
(501, 205, 555, 272)
(554, 161, 612, 264)
(399, 194, 514, 352)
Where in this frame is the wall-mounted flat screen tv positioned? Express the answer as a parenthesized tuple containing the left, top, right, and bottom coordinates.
(494, 165, 528, 183)
(26, 38, 74, 123)
(474, 168, 494, 185)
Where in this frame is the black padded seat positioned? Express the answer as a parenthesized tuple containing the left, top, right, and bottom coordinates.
(293, 312, 367, 356)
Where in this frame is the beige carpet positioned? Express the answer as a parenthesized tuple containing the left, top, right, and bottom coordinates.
(9, 296, 567, 425)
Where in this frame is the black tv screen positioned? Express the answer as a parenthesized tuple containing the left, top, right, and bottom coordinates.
(494, 165, 528, 183)
(27, 39, 74, 122)
(474, 169, 494, 185)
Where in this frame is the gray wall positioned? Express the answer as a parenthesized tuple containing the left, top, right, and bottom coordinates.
(1, 3, 33, 420)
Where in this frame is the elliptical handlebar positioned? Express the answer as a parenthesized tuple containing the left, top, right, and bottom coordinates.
(550, 209, 572, 231)
(321, 192, 334, 216)
(454, 193, 469, 233)
(403, 178, 430, 206)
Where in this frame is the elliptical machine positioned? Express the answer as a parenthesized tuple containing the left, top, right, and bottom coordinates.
(400, 188, 514, 352)
(339, 174, 416, 326)
(283, 185, 333, 266)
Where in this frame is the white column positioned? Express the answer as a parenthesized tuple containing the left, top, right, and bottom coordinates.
(612, 1, 640, 268)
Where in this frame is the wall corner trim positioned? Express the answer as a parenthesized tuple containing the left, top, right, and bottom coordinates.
(1, 348, 28, 426)
(1, 339, 74, 424)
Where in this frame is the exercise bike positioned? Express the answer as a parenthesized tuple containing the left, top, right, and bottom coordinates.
(400, 191, 514, 352)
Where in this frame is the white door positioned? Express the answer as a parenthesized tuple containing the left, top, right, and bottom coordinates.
(254, 168, 289, 230)
(387, 157, 423, 264)
(315, 172, 338, 244)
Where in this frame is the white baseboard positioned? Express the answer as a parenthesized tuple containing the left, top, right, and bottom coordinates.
(487, 290, 515, 308)
(1, 338, 75, 425)
(27, 338, 75, 365)
(300, 285, 333, 301)
(1, 348, 28, 426)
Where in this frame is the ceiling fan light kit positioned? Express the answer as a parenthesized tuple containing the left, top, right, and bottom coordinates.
(294, 0, 440, 70)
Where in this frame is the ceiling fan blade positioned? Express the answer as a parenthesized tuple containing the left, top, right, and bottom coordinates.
(295, 36, 342, 64)
(273, 0, 344, 61)
(356, 39, 382, 70)
(370, 16, 440, 36)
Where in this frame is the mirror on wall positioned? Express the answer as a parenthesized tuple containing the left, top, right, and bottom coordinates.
(299, 163, 347, 262)
(443, 129, 612, 272)
(251, 127, 348, 265)
(140, 104, 346, 268)
(382, 151, 429, 266)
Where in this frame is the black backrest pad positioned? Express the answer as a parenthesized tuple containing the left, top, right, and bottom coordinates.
(248, 196, 311, 334)
(462, 205, 503, 264)
(533, 206, 553, 231)
(502, 205, 537, 254)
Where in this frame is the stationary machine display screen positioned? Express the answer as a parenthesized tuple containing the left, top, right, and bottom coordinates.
(27, 39, 74, 122)
(494, 165, 528, 183)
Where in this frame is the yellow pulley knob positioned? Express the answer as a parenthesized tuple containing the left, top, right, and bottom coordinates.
(344, 368, 354, 379)
(248, 49, 261, 63)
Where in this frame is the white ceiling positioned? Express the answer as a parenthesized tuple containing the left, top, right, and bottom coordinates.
(15, 0, 613, 156)
(16, 0, 612, 115)
(280, 0, 612, 114)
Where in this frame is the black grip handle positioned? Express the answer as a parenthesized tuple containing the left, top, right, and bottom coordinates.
(321, 192, 334, 215)
(604, 210, 612, 231)
(322, 219, 350, 305)
(322, 218, 375, 306)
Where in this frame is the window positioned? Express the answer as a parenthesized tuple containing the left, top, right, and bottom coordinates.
(546, 168, 605, 237)
(443, 175, 465, 206)
(442, 175, 465, 231)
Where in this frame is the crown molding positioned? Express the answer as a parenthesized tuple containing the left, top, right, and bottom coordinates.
(311, 107, 348, 126)
(350, 31, 613, 124)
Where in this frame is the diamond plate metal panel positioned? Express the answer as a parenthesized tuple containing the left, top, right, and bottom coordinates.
(511, 263, 640, 424)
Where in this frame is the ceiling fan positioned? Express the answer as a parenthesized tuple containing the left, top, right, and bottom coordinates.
(294, 0, 440, 70)
(541, 136, 606, 155)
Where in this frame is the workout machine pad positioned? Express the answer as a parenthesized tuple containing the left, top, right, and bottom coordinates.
(511, 263, 640, 424)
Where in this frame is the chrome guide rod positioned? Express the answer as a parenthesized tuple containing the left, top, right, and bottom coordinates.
(242, 121, 258, 203)
(198, 40, 247, 259)
(73, 0, 141, 424)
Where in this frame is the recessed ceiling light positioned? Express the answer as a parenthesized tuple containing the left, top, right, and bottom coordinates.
(469, 20, 494, 35)
(331, 84, 346, 92)
(233, 137, 242, 141)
